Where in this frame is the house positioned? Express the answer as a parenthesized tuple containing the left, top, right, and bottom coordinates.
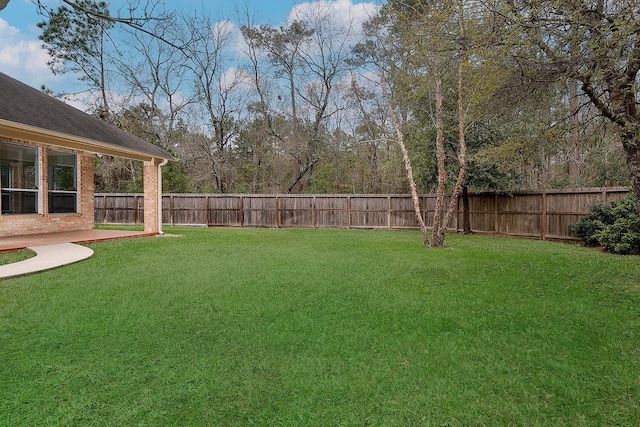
(0, 72, 174, 238)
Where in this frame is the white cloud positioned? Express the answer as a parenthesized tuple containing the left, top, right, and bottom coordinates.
(0, 17, 79, 94)
(0, 17, 17, 38)
(212, 19, 236, 37)
(213, 19, 248, 58)
(220, 66, 252, 93)
(289, 0, 379, 30)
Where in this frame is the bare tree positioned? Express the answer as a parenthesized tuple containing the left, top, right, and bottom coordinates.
(117, 18, 193, 151)
(184, 15, 246, 193)
(345, 77, 403, 193)
(241, 20, 314, 193)
(241, 4, 358, 193)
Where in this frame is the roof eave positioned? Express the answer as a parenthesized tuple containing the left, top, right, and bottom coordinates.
(0, 119, 174, 162)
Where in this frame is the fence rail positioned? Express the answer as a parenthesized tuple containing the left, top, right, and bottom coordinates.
(94, 187, 630, 240)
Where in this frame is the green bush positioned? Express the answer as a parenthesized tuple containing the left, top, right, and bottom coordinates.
(571, 193, 640, 254)
(571, 200, 616, 246)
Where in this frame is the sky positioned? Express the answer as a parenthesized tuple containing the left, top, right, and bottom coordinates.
(0, 0, 380, 101)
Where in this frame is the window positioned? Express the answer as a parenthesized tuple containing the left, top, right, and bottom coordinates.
(0, 142, 39, 214)
(48, 150, 77, 213)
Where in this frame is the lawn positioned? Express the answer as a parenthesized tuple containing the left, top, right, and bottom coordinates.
(1, 227, 639, 426)
(0, 250, 35, 266)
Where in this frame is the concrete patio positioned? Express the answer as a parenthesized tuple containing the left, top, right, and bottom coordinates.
(0, 229, 153, 252)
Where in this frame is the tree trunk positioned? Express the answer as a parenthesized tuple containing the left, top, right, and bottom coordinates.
(389, 105, 429, 247)
(621, 130, 640, 213)
(568, 77, 580, 183)
(431, 67, 447, 247)
(397, 132, 429, 247)
(604, 82, 640, 212)
(431, 0, 468, 247)
(99, 27, 110, 121)
(287, 158, 319, 193)
(288, 67, 304, 194)
(438, 54, 468, 243)
(379, 61, 429, 246)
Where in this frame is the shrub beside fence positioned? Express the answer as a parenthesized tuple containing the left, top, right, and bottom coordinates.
(95, 187, 630, 240)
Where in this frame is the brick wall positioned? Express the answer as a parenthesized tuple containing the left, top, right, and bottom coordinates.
(143, 160, 159, 234)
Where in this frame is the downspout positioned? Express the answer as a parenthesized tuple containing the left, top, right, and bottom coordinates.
(157, 158, 169, 235)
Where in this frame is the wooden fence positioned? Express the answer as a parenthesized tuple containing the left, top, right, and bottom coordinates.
(94, 187, 630, 240)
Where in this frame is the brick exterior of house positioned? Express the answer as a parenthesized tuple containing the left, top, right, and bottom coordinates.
(0, 72, 172, 238)
(0, 138, 95, 238)
(143, 159, 160, 235)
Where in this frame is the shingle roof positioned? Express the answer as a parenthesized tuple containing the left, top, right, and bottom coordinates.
(0, 72, 173, 161)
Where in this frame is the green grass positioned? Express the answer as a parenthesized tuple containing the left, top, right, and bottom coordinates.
(0, 250, 35, 266)
(1, 227, 639, 426)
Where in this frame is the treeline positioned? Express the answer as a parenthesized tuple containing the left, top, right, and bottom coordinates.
(37, 0, 632, 196)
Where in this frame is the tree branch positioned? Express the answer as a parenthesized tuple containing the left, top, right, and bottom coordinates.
(47, 0, 186, 50)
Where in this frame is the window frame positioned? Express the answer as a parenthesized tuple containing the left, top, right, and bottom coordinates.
(47, 149, 78, 214)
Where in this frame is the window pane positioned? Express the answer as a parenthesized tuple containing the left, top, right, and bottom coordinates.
(48, 192, 77, 213)
(1, 163, 10, 188)
(48, 150, 78, 214)
(1, 191, 37, 214)
(48, 151, 77, 191)
(0, 141, 39, 215)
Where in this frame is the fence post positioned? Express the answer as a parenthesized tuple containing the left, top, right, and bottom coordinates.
(276, 195, 280, 228)
(347, 195, 351, 229)
(103, 194, 107, 224)
(494, 194, 499, 234)
(169, 195, 173, 226)
(422, 195, 427, 228)
(387, 196, 392, 229)
(239, 195, 244, 227)
(541, 191, 547, 240)
(206, 195, 210, 226)
(312, 196, 317, 228)
(455, 193, 459, 233)
(134, 195, 139, 225)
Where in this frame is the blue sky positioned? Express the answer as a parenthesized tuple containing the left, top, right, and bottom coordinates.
(0, 0, 380, 97)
